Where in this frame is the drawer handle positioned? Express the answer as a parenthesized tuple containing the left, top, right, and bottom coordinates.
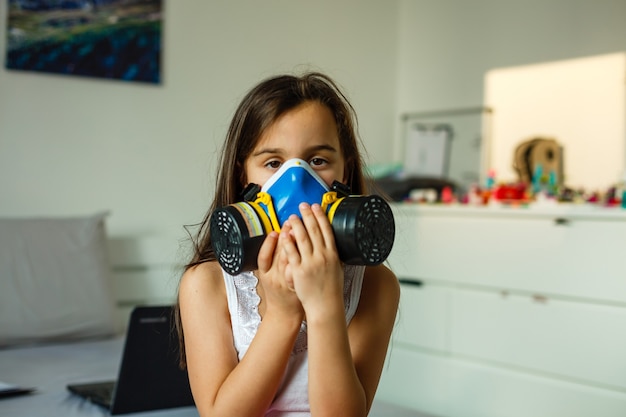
(398, 278, 423, 287)
(554, 217, 570, 225)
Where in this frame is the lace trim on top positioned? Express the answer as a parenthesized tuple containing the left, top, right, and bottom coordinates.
(223, 265, 364, 360)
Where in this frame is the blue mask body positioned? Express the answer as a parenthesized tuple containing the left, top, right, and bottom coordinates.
(259, 158, 329, 227)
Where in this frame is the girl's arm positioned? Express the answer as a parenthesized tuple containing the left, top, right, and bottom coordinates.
(179, 233, 304, 417)
(282, 203, 400, 417)
(307, 265, 399, 417)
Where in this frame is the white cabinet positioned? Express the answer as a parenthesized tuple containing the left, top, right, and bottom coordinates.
(377, 204, 626, 417)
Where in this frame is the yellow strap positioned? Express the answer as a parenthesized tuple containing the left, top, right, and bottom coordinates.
(255, 192, 281, 232)
(321, 192, 337, 212)
(248, 201, 274, 233)
(322, 192, 344, 223)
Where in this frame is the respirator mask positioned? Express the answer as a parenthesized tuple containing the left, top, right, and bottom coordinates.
(209, 158, 395, 275)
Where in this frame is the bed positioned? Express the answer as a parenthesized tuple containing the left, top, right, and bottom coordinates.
(0, 213, 428, 417)
(0, 336, 427, 417)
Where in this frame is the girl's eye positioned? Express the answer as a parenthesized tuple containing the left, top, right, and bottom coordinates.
(309, 158, 327, 167)
(265, 160, 282, 169)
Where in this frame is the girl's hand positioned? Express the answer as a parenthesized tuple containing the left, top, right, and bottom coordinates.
(256, 231, 304, 320)
(280, 203, 344, 319)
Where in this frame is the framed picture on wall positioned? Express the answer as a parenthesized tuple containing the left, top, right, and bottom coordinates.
(5, 0, 163, 84)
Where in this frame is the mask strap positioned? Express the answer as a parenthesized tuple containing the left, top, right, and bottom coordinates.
(247, 200, 274, 234)
(321, 192, 345, 223)
(255, 192, 282, 232)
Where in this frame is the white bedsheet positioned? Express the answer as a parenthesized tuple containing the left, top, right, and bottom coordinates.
(0, 336, 197, 417)
(0, 337, 426, 417)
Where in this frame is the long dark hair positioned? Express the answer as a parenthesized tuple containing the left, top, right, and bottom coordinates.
(174, 72, 368, 367)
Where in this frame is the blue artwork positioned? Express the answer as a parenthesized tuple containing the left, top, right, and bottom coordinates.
(5, 0, 162, 84)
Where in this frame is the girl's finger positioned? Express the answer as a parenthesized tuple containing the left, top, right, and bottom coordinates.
(280, 220, 302, 265)
(257, 231, 279, 272)
(310, 203, 336, 249)
(299, 203, 325, 249)
(286, 212, 314, 256)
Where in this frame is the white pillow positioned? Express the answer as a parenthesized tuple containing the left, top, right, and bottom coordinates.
(0, 212, 117, 347)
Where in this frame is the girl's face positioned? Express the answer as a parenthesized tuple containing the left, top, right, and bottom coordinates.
(244, 101, 346, 189)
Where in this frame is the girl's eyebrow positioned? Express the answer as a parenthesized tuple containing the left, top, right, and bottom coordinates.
(309, 144, 339, 154)
(251, 144, 338, 157)
(250, 147, 282, 157)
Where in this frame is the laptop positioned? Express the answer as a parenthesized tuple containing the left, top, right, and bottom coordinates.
(67, 305, 195, 415)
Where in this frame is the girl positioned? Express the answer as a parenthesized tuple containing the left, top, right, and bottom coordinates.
(175, 72, 399, 417)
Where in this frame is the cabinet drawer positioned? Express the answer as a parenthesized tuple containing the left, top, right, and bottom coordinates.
(449, 288, 626, 389)
(377, 347, 450, 416)
(379, 347, 626, 417)
(379, 346, 626, 417)
(394, 282, 449, 351)
(389, 207, 626, 303)
(447, 357, 626, 417)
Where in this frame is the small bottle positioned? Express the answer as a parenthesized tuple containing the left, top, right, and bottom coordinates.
(483, 170, 496, 204)
(441, 186, 454, 204)
(621, 171, 626, 209)
(532, 164, 543, 194)
(485, 169, 496, 190)
(548, 169, 558, 197)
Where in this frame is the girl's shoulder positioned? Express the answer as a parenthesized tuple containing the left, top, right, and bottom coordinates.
(363, 263, 398, 284)
(361, 264, 400, 307)
(179, 261, 226, 300)
(186, 259, 223, 274)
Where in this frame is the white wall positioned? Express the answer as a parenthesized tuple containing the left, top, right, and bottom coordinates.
(2, 0, 626, 241)
(486, 53, 626, 189)
(394, 0, 626, 169)
(0, 1, 398, 239)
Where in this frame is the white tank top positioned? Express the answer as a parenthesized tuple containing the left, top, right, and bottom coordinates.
(222, 265, 365, 417)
